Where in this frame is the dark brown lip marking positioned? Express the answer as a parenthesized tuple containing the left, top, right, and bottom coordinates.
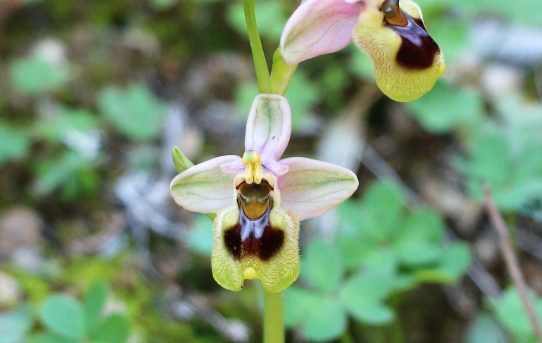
(223, 206, 285, 261)
(224, 180, 284, 261)
(385, 11, 440, 70)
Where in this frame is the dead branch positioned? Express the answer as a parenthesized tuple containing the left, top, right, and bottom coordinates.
(483, 184, 542, 342)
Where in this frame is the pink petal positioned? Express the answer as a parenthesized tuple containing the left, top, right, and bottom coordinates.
(170, 155, 241, 214)
(280, 0, 364, 64)
(245, 94, 291, 164)
(278, 157, 359, 221)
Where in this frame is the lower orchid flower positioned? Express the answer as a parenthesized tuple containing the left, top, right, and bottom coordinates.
(170, 94, 358, 293)
(280, 0, 445, 102)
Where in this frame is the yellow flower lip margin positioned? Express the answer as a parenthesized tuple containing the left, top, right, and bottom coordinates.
(170, 94, 359, 292)
(279, 0, 445, 102)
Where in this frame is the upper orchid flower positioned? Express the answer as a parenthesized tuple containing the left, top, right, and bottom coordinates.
(280, 0, 445, 102)
(170, 94, 358, 293)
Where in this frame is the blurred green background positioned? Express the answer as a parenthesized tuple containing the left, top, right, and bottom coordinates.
(1, 0, 542, 342)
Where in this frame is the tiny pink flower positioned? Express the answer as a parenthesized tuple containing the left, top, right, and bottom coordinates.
(280, 0, 445, 102)
(170, 94, 358, 292)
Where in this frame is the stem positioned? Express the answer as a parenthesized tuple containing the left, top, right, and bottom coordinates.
(270, 48, 298, 95)
(263, 290, 284, 343)
(243, 0, 272, 93)
(483, 184, 542, 342)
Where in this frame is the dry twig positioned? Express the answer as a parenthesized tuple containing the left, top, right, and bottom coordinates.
(483, 184, 542, 342)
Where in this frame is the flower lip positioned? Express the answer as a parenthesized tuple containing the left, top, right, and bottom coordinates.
(224, 205, 285, 262)
(383, 4, 440, 70)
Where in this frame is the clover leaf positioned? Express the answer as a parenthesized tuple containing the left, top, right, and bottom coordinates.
(98, 84, 166, 141)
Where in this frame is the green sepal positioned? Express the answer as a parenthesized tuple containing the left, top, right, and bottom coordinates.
(171, 147, 194, 173)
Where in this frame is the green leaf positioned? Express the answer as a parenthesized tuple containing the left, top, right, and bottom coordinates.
(284, 287, 322, 326)
(301, 240, 344, 292)
(335, 224, 373, 269)
(463, 130, 510, 186)
(84, 281, 109, 334)
(400, 207, 444, 242)
(0, 304, 33, 343)
(301, 298, 347, 342)
(493, 286, 542, 342)
(339, 270, 395, 325)
(456, 128, 539, 211)
(0, 123, 31, 165)
(35, 151, 94, 196)
(40, 294, 85, 339)
(466, 312, 508, 343)
(340, 270, 395, 304)
(349, 302, 394, 325)
(28, 333, 78, 343)
(360, 247, 397, 277)
(90, 314, 130, 343)
(37, 107, 98, 144)
(394, 238, 442, 267)
(358, 182, 406, 241)
(98, 83, 166, 141)
(11, 56, 69, 95)
(407, 81, 484, 133)
(414, 243, 471, 283)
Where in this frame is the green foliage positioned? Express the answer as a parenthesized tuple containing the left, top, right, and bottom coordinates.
(407, 81, 485, 133)
(37, 107, 98, 145)
(84, 282, 109, 333)
(0, 122, 31, 165)
(40, 295, 86, 339)
(29, 281, 130, 343)
(302, 240, 344, 292)
(35, 151, 98, 199)
(10, 57, 69, 95)
(285, 181, 472, 341)
(98, 84, 166, 141)
(148, 0, 178, 10)
(0, 305, 33, 343)
(457, 120, 542, 211)
(226, 2, 287, 40)
(466, 312, 508, 343)
(493, 286, 542, 343)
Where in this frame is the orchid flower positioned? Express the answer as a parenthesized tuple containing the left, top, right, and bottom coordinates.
(280, 0, 445, 102)
(170, 94, 358, 293)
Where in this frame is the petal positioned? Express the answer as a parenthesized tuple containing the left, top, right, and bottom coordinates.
(352, 0, 445, 102)
(170, 155, 240, 213)
(245, 94, 291, 163)
(212, 205, 300, 293)
(280, 0, 364, 63)
(278, 157, 359, 221)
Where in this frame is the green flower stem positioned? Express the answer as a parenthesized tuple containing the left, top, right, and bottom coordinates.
(270, 49, 298, 95)
(263, 290, 284, 343)
(244, 0, 272, 93)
